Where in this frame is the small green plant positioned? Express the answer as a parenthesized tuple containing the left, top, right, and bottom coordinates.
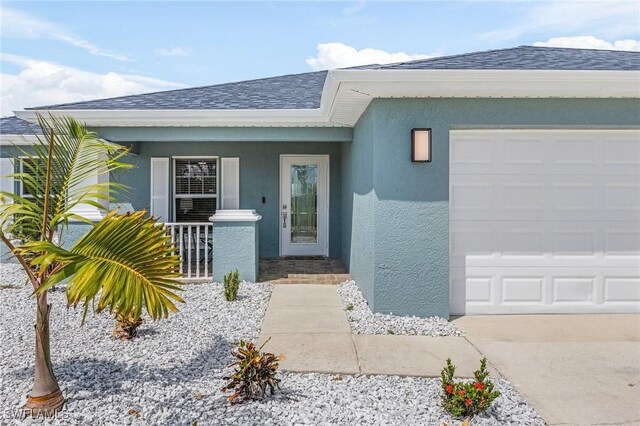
(440, 357, 501, 418)
(223, 270, 240, 301)
(345, 303, 354, 311)
(387, 328, 396, 335)
(221, 338, 285, 403)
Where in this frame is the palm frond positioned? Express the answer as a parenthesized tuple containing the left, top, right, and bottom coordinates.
(27, 210, 183, 321)
(0, 113, 132, 243)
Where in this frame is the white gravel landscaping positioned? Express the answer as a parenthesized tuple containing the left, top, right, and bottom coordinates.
(337, 280, 464, 336)
(0, 264, 543, 425)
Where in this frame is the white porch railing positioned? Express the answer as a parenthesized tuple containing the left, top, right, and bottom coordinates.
(162, 222, 213, 281)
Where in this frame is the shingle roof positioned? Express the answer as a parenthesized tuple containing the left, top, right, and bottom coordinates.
(23, 46, 640, 112)
(27, 71, 328, 111)
(372, 46, 640, 71)
(0, 116, 40, 135)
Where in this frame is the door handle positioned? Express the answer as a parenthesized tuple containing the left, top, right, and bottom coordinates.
(282, 211, 287, 228)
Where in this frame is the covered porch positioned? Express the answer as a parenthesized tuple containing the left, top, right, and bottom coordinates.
(162, 220, 349, 285)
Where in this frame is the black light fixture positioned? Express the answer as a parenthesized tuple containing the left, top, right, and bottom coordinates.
(411, 128, 431, 163)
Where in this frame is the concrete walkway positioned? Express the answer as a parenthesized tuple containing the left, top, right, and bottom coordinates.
(258, 285, 640, 425)
(258, 284, 492, 377)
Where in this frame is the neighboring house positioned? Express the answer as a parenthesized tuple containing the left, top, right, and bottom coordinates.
(1, 46, 639, 317)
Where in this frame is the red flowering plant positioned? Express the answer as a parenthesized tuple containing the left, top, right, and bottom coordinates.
(440, 357, 501, 418)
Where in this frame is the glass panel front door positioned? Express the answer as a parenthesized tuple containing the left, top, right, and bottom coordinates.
(290, 164, 318, 244)
(280, 155, 329, 256)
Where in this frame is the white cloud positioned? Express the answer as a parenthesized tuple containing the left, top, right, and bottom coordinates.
(306, 42, 433, 70)
(0, 54, 185, 116)
(481, 1, 640, 41)
(154, 47, 189, 57)
(0, 7, 130, 61)
(534, 36, 640, 52)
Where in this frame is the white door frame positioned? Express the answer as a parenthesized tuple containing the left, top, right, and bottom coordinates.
(279, 154, 329, 256)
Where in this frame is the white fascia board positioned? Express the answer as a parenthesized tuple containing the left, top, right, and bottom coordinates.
(0, 133, 122, 148)
(319, 70, 344, 117)
(328, 69, 640, 86)
(324, 69, 640, 125)
(14, 108, 346, 128)
(0, 134, 41, 146)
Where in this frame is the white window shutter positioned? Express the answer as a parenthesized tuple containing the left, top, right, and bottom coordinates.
(0, 158, 14, 205)
(150, 158, 170, 221)
(221, 157, 240, 209)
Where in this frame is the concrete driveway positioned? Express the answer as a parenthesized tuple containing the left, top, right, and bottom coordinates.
(453, 315, 640, 426)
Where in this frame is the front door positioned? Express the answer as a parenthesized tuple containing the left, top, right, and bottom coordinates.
(280, 155, 329, 256)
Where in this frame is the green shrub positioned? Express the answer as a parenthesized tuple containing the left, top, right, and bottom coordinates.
(223, 270, 240, 301)
(221, 338, 284, 403)
(345, 303, 354, 311)
(440, 357, 501, 418)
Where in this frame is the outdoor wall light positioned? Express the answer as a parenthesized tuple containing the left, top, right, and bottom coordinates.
(411, 128, 431, 163)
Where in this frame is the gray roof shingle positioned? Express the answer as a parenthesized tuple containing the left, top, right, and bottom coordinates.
(0, 116, 40, 135)
(22, 46, 640, 112)
(373, 45, 640, 70)
(27, 71, 328, 111)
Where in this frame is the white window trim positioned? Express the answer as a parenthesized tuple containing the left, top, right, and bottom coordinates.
(172, 156, 219, 222)
(18, 156, 40, 199)
(150, 158, 170, 221)
(220, 157, 240, 209)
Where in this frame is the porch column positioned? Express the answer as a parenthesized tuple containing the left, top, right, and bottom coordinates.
(209, 210, 262, 283)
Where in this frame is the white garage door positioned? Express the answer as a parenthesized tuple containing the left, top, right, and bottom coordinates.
(450, 129, 640, 315)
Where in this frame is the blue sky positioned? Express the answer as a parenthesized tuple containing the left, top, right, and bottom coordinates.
(1, 1, 639, 115)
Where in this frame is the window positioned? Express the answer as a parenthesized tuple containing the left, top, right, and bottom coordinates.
(19, 157, 45, 199)
(173, 158, 217, 222)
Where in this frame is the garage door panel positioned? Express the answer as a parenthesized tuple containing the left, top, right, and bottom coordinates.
(449, 136, 494, 167)
(465, 255, 640, 268)
(501, 276, 545, 303)
(460, 267, 640, 314)
(502, 138, 547, 168)
(552, 182, 596, 212)
(552, 278, 596, 303)
(604, 278, 640, 303)
(449, 220, 640, 267)
(552, 227, 599, 256)
(604, 182, 640, 214)
(604, 138, 640, 173)
(450, 130, 640, 176)
(552, 137, 598, 171)
(500, 181, 546, 213)
(452, 174, 635, 221)
(450, 181, 494, 214)
(450, 129, 640, 314)
(500, 228, 546, 256)
(604, 226, 640, 257)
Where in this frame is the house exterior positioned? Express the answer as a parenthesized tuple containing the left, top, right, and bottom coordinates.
(1, 46, 639, 317)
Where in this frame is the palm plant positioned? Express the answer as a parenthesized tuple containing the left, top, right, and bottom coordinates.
(0, 114, 183, 415)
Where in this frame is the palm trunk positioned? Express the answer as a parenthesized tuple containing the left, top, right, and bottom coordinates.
(25, 291, 64, 416)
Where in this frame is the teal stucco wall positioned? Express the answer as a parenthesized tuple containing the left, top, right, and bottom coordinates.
(341, 98, 640, 318)
(212, 221, 260, 282)
(114, 140, 343, 259)
(340, 106, 376, 304)
(1, 136, 345, 261)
